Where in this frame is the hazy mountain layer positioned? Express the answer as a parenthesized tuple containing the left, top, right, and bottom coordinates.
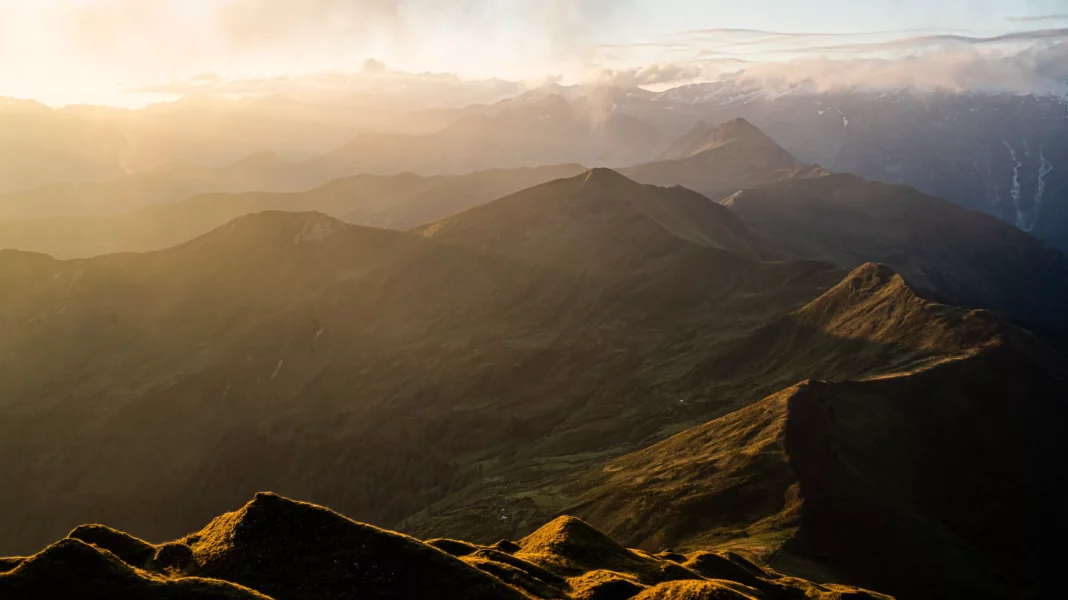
(0, 164, 585, 258)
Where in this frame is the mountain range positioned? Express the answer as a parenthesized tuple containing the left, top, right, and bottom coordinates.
(6, 86, 1068, 254)
(2, 158, 1066, 599)
(2, 118, 1064, 329)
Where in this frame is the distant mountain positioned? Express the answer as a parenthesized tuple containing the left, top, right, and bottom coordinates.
(565, 263, 1068, 599)
(0, 164, 586, 258)
(0, 95, 660, 223)
(308, 95, 666, 180)
(0, 137, 124, 195)
(562, 85, 1068, 254)
(0, 93, 476, 194)
(0, 493, 890, 599)
(655, 118, 800, 163)
(418, 168, 775, 265)
(721, 173, 1068, 326)
(622, 118, 828, 198)
(0, 152, 321, 222)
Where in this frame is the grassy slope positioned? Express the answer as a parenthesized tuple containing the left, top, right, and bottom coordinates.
(0, 493, 891, 600)
(561, 264, 1068, 599)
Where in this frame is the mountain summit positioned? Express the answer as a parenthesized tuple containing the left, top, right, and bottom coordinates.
(657, 118, 797, 163)
(623, 119, 825, 197)
(417, 168, 774, 265)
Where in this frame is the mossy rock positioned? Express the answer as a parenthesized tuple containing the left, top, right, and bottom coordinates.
(153, 542, 196, 573)
(185, 492, 527, 600)
(490, 540, 522, 554)
(0, 538, 270, 600)
(67, 524, 156, 568)
(569, 570, 646, 600)
(632, 579, 764, 600)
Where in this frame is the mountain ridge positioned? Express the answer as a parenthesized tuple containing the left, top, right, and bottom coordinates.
(0, 492, 892, 600)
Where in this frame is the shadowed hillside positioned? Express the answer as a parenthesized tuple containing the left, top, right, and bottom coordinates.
(0, 493, 891, 600)
(565, 264, 1068, 599)
(722, 174, 1068, 327)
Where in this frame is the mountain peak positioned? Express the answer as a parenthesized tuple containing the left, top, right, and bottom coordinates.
(717, 117, 763, 138)
(580, 167, 632, 185)
(518, 515, 641, 572)
(659, 117, 794, 162)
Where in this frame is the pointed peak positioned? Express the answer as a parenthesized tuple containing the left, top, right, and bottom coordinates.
(518, 515, 630, 559)
(800, 263, 913, 314)
(13, 538, 134, 579)
(66, 524, 155, 567)
(711, 117, 775, 145)
(580, 167, 633, 185)
(835, 262, 905, 293)
(659, 117, 796, 163)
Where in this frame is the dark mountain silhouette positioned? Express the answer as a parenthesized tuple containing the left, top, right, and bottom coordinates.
(722, 173, 1068, 326)
(0, 493, 890, 599)
(0, 164, 585, 258)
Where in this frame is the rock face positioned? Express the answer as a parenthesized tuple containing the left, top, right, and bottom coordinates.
(0, 494, 892, 600)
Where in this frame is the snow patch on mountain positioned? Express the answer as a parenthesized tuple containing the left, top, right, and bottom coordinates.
(1003, 141, 1026, 229)
(1031, 150, 1054, 232)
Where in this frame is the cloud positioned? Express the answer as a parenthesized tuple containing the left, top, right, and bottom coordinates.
(362, 58, 389, 74)
(731, 43, 1068, 95)
(803, 28, 1068, 54)
(214, 0, 405, 48)
(129, 67, 526, 109)
(593, 25, 1068, 96)
(586, 60, 748, 87)
(1006, 14, 1068, 23)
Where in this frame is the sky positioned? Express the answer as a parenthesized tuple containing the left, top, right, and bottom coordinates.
(1, 0, 1066, 107)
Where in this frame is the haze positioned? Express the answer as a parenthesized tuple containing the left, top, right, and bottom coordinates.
(2, 0, 1067, 107)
